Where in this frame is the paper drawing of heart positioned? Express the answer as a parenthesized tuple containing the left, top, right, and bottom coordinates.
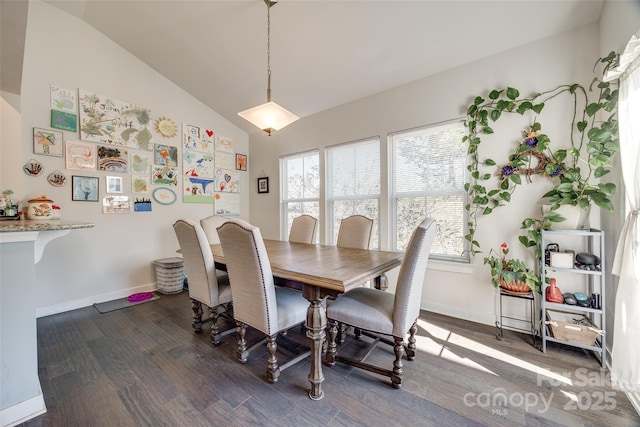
(206, 130, 213, 137)
(224, 174, 231, 183)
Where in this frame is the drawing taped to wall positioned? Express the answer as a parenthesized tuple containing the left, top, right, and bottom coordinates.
(214, 192, 240, 216)
(98, 145, 129, 173)
(79, 89, 153, 150)
(154, 144, 178, 167)
(215, 169, 239, 193)
(183, 175, 215, 204)
(65, 140, 96, 171)
(152, 165, 178, 186)
(183, 150, 214, 178)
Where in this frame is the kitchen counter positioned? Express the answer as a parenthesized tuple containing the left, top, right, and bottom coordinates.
(0, 219, 94, 425)
(0, 219, 94, 233)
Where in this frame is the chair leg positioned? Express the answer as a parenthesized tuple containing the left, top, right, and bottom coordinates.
(326, 319, 338, 366)
(406, 321, 417, 361)
(339, 323, 349, 343)
(266, 334, 280, 383)
(191, 299, 203, 332)
(210, 307, 221, 346)
(236, 322, 249, 363)
(391, 336, 404, 389)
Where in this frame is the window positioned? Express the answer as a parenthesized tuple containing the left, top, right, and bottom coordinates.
(391, 120, 468, 261)
(280, 151, 320, 240)
(327, 138, 380, 248)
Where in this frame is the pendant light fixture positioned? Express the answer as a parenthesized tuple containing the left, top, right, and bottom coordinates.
(238, 0, 298, 135)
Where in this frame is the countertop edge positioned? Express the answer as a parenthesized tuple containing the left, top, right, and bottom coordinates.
(0, 220, 95, 232)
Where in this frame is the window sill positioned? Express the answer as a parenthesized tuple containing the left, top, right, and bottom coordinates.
(427, 259, 473, 275)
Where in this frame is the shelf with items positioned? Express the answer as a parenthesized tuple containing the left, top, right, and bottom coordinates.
(540, 228, 606, 367)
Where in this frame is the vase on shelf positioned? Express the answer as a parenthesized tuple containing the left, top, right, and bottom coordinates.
(542, 204, 590, 230)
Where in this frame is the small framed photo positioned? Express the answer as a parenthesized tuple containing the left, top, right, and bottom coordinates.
(235, 153, 247, 171)
(106, 176, 123, 193)
(257, 177, 269, 194)
(72, 175, 99, 201)
(33, 127, 63, 157)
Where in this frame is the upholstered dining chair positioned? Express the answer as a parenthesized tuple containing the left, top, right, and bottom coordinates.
(217, 219, 310, 383)
(200, 215, 227, 245)
(288, 214, 318, 244)
(326, 217, 436, 389)
(173, 219, 234, 346)
(336, 215, 374, 249)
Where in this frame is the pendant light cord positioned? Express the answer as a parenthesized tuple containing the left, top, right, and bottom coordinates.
(266, 1, 272, 102)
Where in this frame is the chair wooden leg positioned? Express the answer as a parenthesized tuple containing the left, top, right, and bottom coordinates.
(210, 307, 221, 346)
(406, 321, 417, 361)
(326, 319, 338, 366)
(266, 334, 280, 383)
(191, 299, 203, 332)
(339, 323, 348, 343)
(236, 322, 249, 363)
(391, 336, 404, 389)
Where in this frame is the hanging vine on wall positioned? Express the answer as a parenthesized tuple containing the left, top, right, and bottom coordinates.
(463, 52, 620, 256)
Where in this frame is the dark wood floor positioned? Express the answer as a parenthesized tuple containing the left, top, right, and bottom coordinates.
(22, 291, 639, 427)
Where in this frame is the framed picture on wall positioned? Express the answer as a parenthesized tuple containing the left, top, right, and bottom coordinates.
(72, 175, 99, 201)
(106, 176, 123, 193)
(257, 177, 269, 194)
(235, 153, 247, 171)
(33, 127, 64, 157)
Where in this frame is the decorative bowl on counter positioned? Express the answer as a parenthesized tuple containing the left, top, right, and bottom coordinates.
(27, 195, 60, 220)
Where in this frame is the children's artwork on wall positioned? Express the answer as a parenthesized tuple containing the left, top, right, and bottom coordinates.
(214, 151, 234, 170)
(215, 135, 234, 153)
(50, 85, 76, 112)
(183, 150, 214, 178)
(215, 168, 239, 193)
(153, 187, 177, 205)
(78, 89, 152, 150)
(235, 153, 247, 171)
(182, 124, 213, 152)
(23, 159, 43, 177)
(152, 165, 178, 186)
(132, 175, 151, 194)
(106, 176, 123, 193)
(183, 176, 215, 204)
(51, 110, 77, 132)
(214, 192, 240, 216)
(47, 170, 67, 187)
(98, 145, 129, 173)
(65, 140, 96, 171)
(134, 197, 152, 212)
(154, 116, 178, 139)
(154, 144, 178, 167)
(102, 195, 131, 213)
(33, 127, 63, 157)
(131, 152, 152, 175)
(72, 175, 99, 201)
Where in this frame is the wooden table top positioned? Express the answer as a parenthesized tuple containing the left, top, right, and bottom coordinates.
(211, 240, 403, 293)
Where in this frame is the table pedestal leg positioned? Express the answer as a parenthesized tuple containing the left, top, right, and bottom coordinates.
(303, 285, 326, 400)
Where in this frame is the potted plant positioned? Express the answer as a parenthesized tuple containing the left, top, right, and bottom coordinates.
(484, 242, 541, 293)
(464, 52, 620, 256)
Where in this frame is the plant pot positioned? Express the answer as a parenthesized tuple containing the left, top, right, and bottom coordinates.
(542, 204, 590, 230)
(499, 277, 531, 293)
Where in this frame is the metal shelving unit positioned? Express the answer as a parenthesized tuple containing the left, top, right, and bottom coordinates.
(540, 228, 606, 367)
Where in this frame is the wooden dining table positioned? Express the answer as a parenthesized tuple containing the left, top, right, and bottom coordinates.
(209, 239, 403, 400)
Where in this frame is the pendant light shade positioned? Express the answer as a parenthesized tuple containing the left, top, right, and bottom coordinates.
(238, 0, 298, 135)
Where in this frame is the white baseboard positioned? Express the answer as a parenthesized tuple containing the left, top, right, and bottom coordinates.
(36, 283, 159, 318)
(423, 302, 496, 327)
(0, 385, 46, 427)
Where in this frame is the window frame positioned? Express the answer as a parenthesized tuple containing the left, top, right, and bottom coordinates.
(279, 150, 320, 241)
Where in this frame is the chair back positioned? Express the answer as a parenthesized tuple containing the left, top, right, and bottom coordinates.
(173, 219, 219, 307)
(392, 217, 436, 337)
(217, 219, 278, 335)
(200, 215, 227, 245)
(336, 215, 373, 249)
(289, 215, 318, 244)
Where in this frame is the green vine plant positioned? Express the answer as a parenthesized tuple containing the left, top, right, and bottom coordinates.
(463, 52, 619, 257)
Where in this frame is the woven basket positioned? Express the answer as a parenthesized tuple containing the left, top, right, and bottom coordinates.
(545, 310, 602, 346)
(499, 277, 531, 293)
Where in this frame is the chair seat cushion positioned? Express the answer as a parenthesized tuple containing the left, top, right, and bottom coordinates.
(327, 287, 394, 336)
(275, 287, 308, 332)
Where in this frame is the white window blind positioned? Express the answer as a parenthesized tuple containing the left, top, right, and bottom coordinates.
(391, 121, 468, 260)
(280, 151, 320, 240)
(327, 138, 380, 247)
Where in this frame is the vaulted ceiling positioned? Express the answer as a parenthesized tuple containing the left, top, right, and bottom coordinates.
(5, 1, 605, 134)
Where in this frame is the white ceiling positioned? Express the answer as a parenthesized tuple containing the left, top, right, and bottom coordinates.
(34, 1, 604, 133)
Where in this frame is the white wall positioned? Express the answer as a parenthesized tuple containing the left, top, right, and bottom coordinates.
(18, 1, 249, 316)
(249, 23, 616, 326)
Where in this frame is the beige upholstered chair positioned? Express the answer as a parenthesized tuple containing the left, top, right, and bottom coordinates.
(173, 219, 234, 346)
(217, 219, 310, 383)
(200, 215, 227, 245)
(326, 217, 436, 389)
(288, 214, 318, 244)
(336, 215, 373, 249)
